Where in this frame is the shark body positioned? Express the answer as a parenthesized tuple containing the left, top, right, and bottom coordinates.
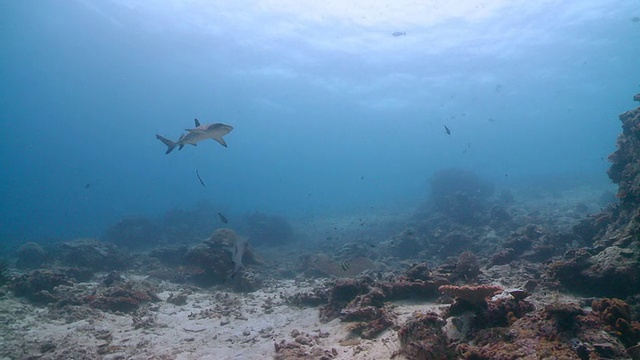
(229, 236, 248, 278)
(156, 118, 233, 154)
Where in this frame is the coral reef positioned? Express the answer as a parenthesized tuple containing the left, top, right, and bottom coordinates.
(16, 242, 47, 269)
(0, 259, 9, 286)
(427, 168, 494, 225)
(553, 100, 640, 298)
(102, 216, 161, 249)
(438, 284, 503, 305)
(11, 270, 73, 303)
(184, 228, 261, 290)
(294, 270, 448, 340)
(592, 298, 640, 348)
(454, 251, 481, 281)
(301, 253, 375, 278)
(158, 201, 218, 244)
(86, 276, 160, 313)
(457, 300, 631, 360)
(394, 312, 455, 359)
(54, 238, 128, 271)
(244, 211, 295, 247)
(385, 229, 423, 259)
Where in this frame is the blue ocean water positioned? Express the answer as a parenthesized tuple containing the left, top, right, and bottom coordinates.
(1, 1, 638, 243)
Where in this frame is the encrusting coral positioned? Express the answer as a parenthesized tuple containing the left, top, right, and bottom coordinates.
(438, 284, 503, 304)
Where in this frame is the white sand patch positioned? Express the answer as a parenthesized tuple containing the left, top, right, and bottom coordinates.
(0, 278, 442, 359)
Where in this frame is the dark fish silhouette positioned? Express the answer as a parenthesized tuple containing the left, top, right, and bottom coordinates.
(444, 125, 451, 135)
(218, 212, 229, 224)
(157, 118, 233, 154)
(84, 183, 91, 189)
(341, 261, 351, 271)
(392, 31, 406, 37)
(195, 170, 206, 187)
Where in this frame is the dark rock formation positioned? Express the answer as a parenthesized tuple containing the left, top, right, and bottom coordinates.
(552, 100, 640, 298)
(55, 238, 128, 271)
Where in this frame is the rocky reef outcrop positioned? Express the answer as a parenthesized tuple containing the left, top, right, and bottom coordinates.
(551, 96, 640, 298)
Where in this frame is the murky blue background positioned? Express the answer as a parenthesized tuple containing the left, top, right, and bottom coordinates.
(1, 1, 639, 242)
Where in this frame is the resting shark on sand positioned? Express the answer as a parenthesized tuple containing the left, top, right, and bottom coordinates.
(156, 118, 233, 154)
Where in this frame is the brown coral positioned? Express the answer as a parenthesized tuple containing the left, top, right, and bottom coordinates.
(439, 284, 503, 304)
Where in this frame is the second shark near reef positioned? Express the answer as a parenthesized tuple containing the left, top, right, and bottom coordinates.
(229, 236, 248, 278)
(156, 118, 233, 154)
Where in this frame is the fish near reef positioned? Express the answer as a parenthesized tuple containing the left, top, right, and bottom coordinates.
(156, 118, 233, 154)
(218, 212, 229, 224)
(341, 261, 351, 271)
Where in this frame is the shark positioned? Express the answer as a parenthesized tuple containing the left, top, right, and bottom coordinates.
(229, 236, 248, 278)
(156, 118, 233, 154)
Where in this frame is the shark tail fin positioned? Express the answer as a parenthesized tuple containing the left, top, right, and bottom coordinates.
(156, 134, 177, 154)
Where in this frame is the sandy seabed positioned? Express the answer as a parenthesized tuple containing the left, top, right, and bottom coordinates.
(0, 276, 440, 360)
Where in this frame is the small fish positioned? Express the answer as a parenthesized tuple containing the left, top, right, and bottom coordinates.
(341, 261, 351, 271)
(360, 176, 364, 180)
(218, 212, 229, 224)
(444, 125, 451, 135)
(195, 170, 206, 187)
(84, 183, 91, 189)
(392, 31, 406, 37)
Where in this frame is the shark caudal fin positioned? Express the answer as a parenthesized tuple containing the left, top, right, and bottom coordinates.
(156, 134, 177, 154)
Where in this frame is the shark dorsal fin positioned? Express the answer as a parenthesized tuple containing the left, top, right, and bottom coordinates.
(194, 118, 201, 127)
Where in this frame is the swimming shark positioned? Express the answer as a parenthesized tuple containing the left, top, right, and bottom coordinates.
(156, 118, 233, 154)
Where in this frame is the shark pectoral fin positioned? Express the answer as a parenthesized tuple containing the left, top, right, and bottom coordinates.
(179, 144, 184, 150)
(212, 135, 228, 148)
